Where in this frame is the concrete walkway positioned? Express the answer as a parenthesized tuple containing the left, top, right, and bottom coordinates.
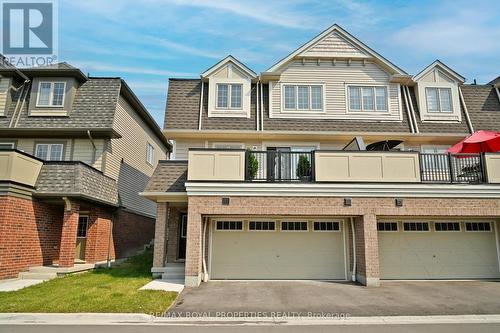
(169, 280, 500, 317)
(0, 279, 45, 292)
(140, 279, 184, 293)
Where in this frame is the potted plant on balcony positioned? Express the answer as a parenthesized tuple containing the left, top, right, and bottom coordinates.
(296, 154, 311, 182)
(247, 150, 259, 180)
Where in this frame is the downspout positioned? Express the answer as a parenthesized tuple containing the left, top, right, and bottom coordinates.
(350, 217, 356, 282)
(495, 85, 500, 104)
(458, 86, 475, 133)
(404, 85, 419, 133)
(401, 86, 415, 133)
(202, 216, 209, 282)
(256, 81, 260, 131)
(260, 80, 264, 131)
(9, 80, 29, 128)
(87, 130, 97, 164)
(198, 79, 204, 130)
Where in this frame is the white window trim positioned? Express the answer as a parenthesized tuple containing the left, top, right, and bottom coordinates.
(464, 221, 493, 233)
(146, 142, 154, 166)
(35, 143, 64, 161)
(416, 81, 461, 122)
(402, 221, 431, 233)
(312, 220, 341, 233)
(280, 220, 309, 232)
(214, 219, 244, 232)
(281, 83, 326, 113)
(425, 87, 453, 114)
(433, 221, 462, 232)
(0, 142, 15, 149)
(208, 77, 250, 118)
(248, 220, 277, 232)
(216, 83, 243, 110)
(377, 221, 399, 232)
(36, 81, 66, 108)
(345, 84, 390, 114)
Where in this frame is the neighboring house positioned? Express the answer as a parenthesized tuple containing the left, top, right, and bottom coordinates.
(0, 60, 170, 279)
(142, 24, 500, 287)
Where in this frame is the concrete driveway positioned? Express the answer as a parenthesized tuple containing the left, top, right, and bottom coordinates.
(167, 280, 500, 317)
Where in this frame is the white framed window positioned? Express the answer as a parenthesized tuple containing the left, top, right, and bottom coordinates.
(403, 222, 429, 232)
(282, 84, 324, 111)
(216, 83, 243, 109)
(216, 220, 243, 231)
(465, 222, 492, 232)
(248, 221, 275, 231)
(434, 222, 461, 232)
(35, 143, 63, 160)
(313, 221, 340, 232)
(36, 82, 66, 107)
(348, 86, 388, 112)
(0, 142, 15, 150)
(377, 222, 398, 232)
(146, 142, 154, 165)
(425, 87, 453, 113)
(281, 221, 308, 231)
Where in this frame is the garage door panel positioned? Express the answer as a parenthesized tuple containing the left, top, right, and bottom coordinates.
(379, 221, 500, 279)
(211, 223, 346, 280)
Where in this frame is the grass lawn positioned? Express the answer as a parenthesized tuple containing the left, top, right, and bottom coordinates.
(0, 249, 177, 313)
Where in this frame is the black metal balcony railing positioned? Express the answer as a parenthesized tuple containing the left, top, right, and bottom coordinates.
(246, 151, 314, 182)
(244, 150, 488, 184)
(420, 153, 485, 183)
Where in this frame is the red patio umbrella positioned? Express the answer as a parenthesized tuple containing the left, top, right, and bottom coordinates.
(447, 130, 500, 154)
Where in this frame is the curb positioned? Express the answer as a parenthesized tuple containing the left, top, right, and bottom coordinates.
(1, 313, 500, 326)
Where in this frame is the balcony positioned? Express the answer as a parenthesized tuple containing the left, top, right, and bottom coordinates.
(0, 150, 43, 187)
(187, 149, 500, 185)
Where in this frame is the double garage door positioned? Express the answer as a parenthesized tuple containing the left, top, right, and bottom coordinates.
(379, 221, 500, 279)
(210, 219, 347, 280)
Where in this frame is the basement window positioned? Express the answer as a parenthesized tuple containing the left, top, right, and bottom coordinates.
(281, 221, 308, 231)
(249, 221, 275, 231)
(313, 221, 340, 232)
(403, 222, 429, 232)
(216, 221, 243, 231)
(377, 222, 398, 232)
(434, 222, 461, 231)
(465, 222, 491, 232)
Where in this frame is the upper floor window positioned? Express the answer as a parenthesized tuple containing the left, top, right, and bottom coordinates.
(36, 82, 66, 107)
(216, 83, 242, 109)
(283, 84, 323, 111)
(348, 86, 388, 112)
(35, 143, 63, 160)
(146, 143, 154, 165)
(425, 87, 452, 113)
(0, 142, 15, 150)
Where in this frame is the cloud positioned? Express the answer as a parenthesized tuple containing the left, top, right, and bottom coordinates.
(71, 60, 197, 77)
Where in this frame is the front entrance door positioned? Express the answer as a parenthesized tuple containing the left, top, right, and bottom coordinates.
(177, 214, 187, 260)
(75, 215, 88, 260)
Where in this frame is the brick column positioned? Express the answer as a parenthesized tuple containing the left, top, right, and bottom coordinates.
(153, 203, 168, 269)
(59, 201, 80, 267)
(185, 206, 202, 287)
(354, 214, 380, 287)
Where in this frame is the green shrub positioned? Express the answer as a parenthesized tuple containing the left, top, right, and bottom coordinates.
(247, 150, 259, 179)
(296, 154, 311, 178)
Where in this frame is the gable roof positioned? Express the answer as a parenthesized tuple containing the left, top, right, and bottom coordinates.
(201, 55, 257, 79)
(413, 60, 465, 83)
(489, 76, 500, 86)
(21, 62, 88, 82)
(265, 24, 407, 75)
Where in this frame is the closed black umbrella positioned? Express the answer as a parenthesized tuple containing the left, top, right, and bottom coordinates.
(366, 140, 403, 151)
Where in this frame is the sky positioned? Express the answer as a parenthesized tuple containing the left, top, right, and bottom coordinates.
(56, 0, 500, 126)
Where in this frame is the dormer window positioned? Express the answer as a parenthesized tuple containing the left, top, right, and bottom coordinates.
(425, 87, 452, 113)
(36, 82, 66, 107)
(216, 83, 242, 109)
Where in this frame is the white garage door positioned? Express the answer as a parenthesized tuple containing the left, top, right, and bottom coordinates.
(379, 221, 500, 279)
(210, 219, 346, 280)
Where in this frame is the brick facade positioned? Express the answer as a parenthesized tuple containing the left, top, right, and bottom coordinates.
(113, 209, 155, 258)
(153, 203, 186, 268)
(84, 207, 115, 263)
(0, 196, 63, 279)
(180, 196, 500, 287)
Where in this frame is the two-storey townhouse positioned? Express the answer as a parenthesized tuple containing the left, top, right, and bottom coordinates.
(142, 24, 500, 287)
(0, 60, 171, 279)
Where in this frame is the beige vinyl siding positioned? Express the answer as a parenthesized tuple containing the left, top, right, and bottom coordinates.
(16, 138, 71, 160)
(302, 31, 367, 58)
(105, 95, 167, 217)
(174, 140, 206, 160)
(270, 60, 401, 121)
(72, 139, 104, 170)
(0, 78, 10, 116)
